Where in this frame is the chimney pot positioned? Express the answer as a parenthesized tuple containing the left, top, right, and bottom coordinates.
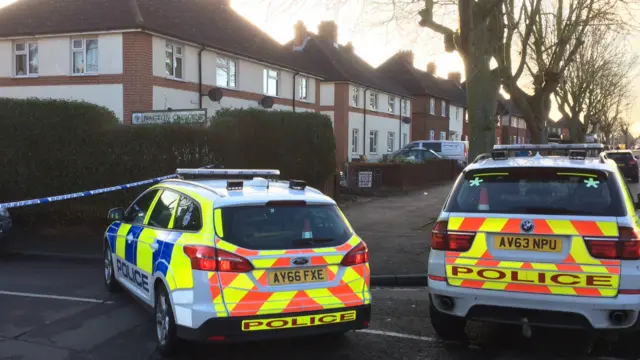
(318, 20, 338, 44)
(343, 41, 354, 53)
(447, 71, 461, 84)
(427, 62, 437, 75)
(293, 20, 308, 47)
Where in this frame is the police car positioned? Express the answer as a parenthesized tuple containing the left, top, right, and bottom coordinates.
(428, 144, 640, 340)
(103, 169, 371, 354)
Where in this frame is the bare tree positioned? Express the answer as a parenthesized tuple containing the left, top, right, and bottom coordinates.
(554, 28, 637, 141)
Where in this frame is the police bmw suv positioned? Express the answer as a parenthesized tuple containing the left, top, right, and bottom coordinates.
(428, 144, 640, 341)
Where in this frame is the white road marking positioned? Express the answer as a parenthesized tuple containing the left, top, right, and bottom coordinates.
(0, 290, 113, 304)
(358, 329, 437, 342)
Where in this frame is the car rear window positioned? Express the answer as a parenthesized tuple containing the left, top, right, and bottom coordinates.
(607, 152, 633, 162)
(444, 167, 625, 216)
(215, 204, 353, 250)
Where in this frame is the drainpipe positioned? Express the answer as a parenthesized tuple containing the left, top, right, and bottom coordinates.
(292, 71, 300, 112)
(198, 45, 205, 108)
(363, 87, 370, 156)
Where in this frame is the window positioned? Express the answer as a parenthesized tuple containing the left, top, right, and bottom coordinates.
(369, 92, 378, 110)
(369, 130, 378, 153)
(72, 39, 98, 75)
(455, 107, 460, 121)
(148, 190, 180, 229)
(444, 168, 624, 217)
(216, 57, 237, 88)
(465, 111, 469, 123)
(388, 96, 395, 113)
(440, 131, 446, 140)
(441, 101, 446, 117)
(512, 135, 516, 144)
(263, 68, 279, 96)
(496, 136, 501, 144)
(14, 42, 38, 76)
(124, 190, 160, 225)
(352, 87, 359, 107)
(402, 133, 408, 147)
(387, 132, 395, 152)
(351, 128, 359, 153)
(429, 130, 435, 140)
(402, 99, 409, 115)
(429, 98, 435, 115)
(165, 43, 183, 79)
(215, 204, 352, 250)
(299, 77, 308, 100)
(173, 196, 202, 231)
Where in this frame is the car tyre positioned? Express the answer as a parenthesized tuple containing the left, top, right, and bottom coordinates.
(155, 285, 179, 356)
(429, 299, 467, 342)
(103, 243, 120, 293)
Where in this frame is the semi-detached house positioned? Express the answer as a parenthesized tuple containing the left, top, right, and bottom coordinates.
(0, 0, 413, 169)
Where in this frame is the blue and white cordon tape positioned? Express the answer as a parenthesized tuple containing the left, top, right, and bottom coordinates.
(0, 174, 178, 210)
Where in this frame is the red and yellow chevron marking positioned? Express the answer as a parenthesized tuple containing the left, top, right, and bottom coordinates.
(444, 229, 621, 297)
(448, 217, 618, 237)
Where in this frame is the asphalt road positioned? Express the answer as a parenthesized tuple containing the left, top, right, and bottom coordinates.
(1, 258, 640, 360)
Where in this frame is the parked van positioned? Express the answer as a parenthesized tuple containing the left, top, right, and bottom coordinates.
(399, 140, 469, 162)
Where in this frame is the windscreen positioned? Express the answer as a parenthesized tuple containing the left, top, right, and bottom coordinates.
(444, 168, 625, 216)
(215, 204, 353, 250)
(422, 142, 442, 152)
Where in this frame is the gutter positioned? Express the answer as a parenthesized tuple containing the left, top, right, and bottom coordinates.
(292, 71, 300, 112)
(198, 45, 205, 108)
(363, 88, 370, 156)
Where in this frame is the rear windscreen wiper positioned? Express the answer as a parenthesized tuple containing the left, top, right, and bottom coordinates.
(293, 238, 334, 247)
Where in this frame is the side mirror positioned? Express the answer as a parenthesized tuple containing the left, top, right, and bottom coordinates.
(108, 207, 125, 221)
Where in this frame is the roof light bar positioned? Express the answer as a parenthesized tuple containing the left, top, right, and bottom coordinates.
(176, 169, 280, 176)
(493, 143, 604, 151)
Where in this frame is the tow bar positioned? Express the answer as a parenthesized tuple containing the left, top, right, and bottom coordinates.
(522, 317, 532, 338)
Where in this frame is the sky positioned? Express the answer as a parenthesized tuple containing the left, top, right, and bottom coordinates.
(1, 0, 638, 135)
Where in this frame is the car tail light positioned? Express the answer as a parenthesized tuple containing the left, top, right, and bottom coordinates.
(585, 227, 640, 260)
(183, 246, 254, 272)
(629, 160, 637, 165)
(431, 221, 475, 252)
(428, 275, 446, 282)
(341, 242, 369, 266)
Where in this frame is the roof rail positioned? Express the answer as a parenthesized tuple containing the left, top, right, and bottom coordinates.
(472, 153, 491, 164)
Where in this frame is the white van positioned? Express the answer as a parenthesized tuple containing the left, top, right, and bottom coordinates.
(399, 140, 469, 162)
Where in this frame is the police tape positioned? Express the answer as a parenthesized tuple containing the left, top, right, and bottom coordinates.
(0, 174, 179, 210)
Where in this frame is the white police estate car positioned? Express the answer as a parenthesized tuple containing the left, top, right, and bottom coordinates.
(428, 144, 640, 341)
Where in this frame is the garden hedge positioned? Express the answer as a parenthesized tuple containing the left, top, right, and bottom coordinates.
(0, 99, 336, 226)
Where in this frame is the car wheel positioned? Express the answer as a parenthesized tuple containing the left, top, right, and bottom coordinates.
(155, 285, 179, 356)
(429, 299, 467, 342)
(103, 243, 119, 293)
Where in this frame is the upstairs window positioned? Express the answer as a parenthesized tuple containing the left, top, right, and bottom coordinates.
(165, 43, 183, 79)
(429, 98, 435, 115)
(369, 92, 378, 110)
(216, 57, 237, 88)
(402, 99, 409, 115)
(15, 42, 38, 76)
(441, 100, 446, 116)
(299, 76, 308, 100)
(352, 87, 359, 107)
(263, 68, 279, 96)
(388, 96, 395, 113)
(72, 39, 98, 75)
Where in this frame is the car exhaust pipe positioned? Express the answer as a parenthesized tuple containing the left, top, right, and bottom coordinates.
(439, 296, 454, 310)
(609, 311, 628, 325)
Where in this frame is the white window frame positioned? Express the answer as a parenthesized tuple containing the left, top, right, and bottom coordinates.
(263, 68, 279, 96)
(388, 96, 395, 113)
(369, 130, 378, 153)
(71, 38, 99, 75)
(402, 99, 409, 115)
(216, 56, 237, 88)
(440, 131, 446, 140)
(402, 133, 408, 147)
(299, 76, 308, 100)
(369, 92, 378, 111)
(387, 132, 395, 152)
(14, 41, 38, 77)
(441, 100, 446, 117)
(429, 130, 435, 140)
(352, 87, 359, 107)
(165, 42, 184, 80)
(351, 128, 359, 153)
(429, 98, 435, 115)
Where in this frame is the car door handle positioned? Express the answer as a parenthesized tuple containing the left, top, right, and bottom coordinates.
(149, 242, 159, 250)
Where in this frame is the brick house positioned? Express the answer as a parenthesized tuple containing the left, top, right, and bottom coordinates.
(377, 51, 465, 143)
(497, 97, 530, 144)
(287, 21, 413, 167)
(0, 0, 325, 123)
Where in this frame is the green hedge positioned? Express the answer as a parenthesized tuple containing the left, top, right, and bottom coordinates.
(0, 100, 336, 226)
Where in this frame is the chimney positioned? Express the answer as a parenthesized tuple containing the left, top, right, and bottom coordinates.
(398, 50, 414, 65)
(448, 72, 461, 84)
(293, 20, 308, 47)
(426, 62, 437, 75)
(343, 41, 354, 53)
(318, 20, 338, 44)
